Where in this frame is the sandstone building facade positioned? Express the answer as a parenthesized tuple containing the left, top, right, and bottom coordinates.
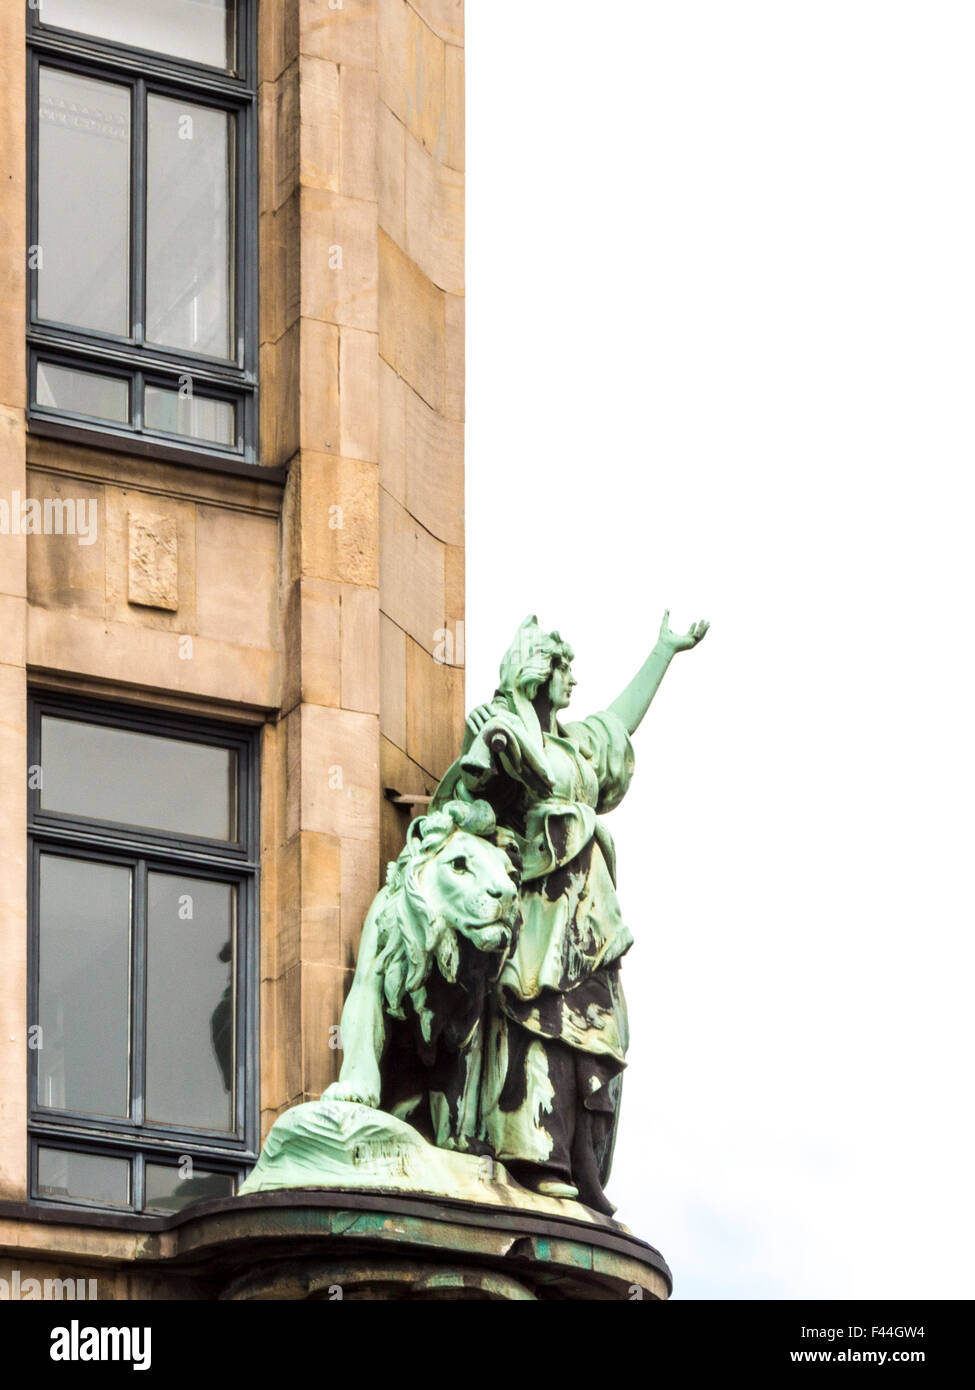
(0, 0, 466, 1296)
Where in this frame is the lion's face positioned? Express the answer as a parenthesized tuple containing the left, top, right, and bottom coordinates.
(377, 801, 522, 1013)
(415, 828, 519, 952)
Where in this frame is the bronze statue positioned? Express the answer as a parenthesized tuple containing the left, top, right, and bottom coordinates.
(242, 610, 708, 1221)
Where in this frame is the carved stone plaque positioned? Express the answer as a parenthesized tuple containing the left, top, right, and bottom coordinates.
(128, 511, 178, 611)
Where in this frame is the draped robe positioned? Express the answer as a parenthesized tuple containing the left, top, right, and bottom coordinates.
(430, 702, 636, 1213)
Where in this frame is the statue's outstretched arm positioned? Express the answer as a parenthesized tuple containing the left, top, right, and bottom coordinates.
(609, 610, 709, 736)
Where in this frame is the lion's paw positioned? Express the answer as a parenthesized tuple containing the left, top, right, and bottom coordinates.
(323, 1080, 380, 1108)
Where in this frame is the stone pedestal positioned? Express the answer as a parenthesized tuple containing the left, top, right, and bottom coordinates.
(202, 1192, 672, 1301)
(226, 1102, 671, 1297)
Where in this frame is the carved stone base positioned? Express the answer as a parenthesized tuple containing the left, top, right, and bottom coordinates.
(239, 1098, 621, 1229)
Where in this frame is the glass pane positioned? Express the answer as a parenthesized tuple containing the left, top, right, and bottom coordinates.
(37, 856, 131, 1118)
(36, 361, 129, 424)
(145, 1163, 235, 1212)
(144, 385, 235, 446)
(40, 0, 237, 71)
(37, 68, 130, 336)
(146, 874, 236, 1132)
(37, 1148, 130, 1207)
(40, 716, 238, 841)
(147, 97, 234, 358)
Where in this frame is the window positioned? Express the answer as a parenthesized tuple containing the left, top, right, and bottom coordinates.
(28, 696, 259, 1214)
(27, 1, 257, 465)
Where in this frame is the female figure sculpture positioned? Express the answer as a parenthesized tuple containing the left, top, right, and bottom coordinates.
(431, 610, 708, 1214)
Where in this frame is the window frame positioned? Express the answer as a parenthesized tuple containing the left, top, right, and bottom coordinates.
(27, 692, 261, 1217)
(25, 2, 259, 470)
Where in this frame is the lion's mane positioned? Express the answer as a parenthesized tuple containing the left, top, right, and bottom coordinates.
(373, 798, 516, 1022)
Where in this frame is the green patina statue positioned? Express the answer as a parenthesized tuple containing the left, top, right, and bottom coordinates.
(241, 610, 708, 1222)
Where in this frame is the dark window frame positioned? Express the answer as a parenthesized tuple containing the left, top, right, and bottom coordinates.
(27, 692, 261, 1216)
(25, 2, 260, 469)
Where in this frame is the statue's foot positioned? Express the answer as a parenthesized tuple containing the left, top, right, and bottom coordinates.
(536, 1178, 579, 1199)
(508, 1162, 579, 1200)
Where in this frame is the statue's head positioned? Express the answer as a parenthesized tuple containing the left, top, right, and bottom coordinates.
(498, 615, 576, 714)
(376, 800, 521, 1017)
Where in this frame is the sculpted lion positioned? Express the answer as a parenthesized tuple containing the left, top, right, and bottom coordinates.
(324, 799, 521, 1151)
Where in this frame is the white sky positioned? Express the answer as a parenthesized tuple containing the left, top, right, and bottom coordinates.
(465, 1, 975, 1298)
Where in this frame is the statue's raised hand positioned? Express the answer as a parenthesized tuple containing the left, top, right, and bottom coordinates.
(466, 703, 495, 738)
(658, 609, 709, 654)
